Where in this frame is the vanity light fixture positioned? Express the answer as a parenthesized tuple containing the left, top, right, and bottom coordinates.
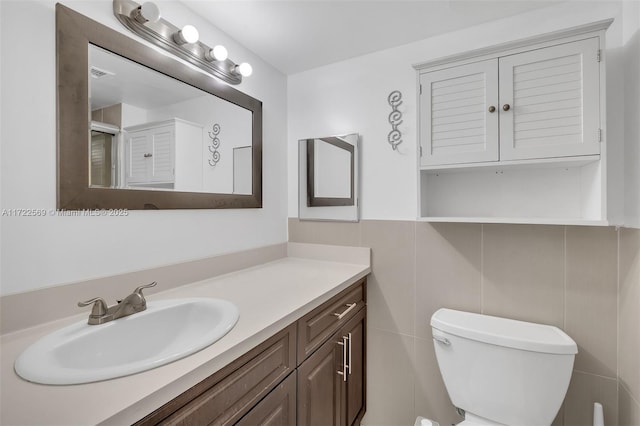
(234, 62, 253, 77)
(131, 1, 160, 24)
(113, 0, 252, 85)
(173, 24, 199, 45)
(205, 45, 228, 62)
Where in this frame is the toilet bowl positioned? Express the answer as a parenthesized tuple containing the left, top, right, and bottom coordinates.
(427, 308, 577, 426)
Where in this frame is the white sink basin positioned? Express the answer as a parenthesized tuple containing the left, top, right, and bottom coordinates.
(14, 298, 239, 385)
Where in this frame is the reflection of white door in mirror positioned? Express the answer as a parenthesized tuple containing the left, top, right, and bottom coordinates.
(298, 133, 360, 222)
(233, 147, 252, 195)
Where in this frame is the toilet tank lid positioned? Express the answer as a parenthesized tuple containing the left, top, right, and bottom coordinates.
(431, 309, 577, 355)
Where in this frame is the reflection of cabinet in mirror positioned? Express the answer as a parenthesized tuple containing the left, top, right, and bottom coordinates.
(124, 118, 203, 191)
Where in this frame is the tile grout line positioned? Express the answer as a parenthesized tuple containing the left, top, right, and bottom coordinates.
(616, 227, 620, 416)
(620, 380, 640, 409)
(480, 224, 484, 314)
(573, 368, 620, 382)
(562, 225, 568, 426)
(412, 220, 417, 421)
(563, 226, 567, 332)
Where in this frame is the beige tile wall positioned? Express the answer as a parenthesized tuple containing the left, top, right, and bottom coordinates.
(619, 228, 640, 425)
(288, 219, 640, 426)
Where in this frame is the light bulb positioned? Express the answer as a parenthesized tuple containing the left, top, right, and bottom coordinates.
(236, 62, 253, 77)
(133, 2, 161, 23)
(173, 24, 199, 44)
(205, 45, 228, 62)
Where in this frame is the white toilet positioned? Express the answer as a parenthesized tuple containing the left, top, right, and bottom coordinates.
(429, 308, 578, 426)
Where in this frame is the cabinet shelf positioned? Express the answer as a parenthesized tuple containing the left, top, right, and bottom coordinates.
(420, 154, 600, 173)
(418, 216, 610, 226)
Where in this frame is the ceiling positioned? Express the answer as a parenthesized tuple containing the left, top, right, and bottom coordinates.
(89, 44, 204, 110)
(182, 0, 565, 75)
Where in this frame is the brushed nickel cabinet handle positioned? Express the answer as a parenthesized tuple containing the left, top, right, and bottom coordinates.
(337, 336, 348, 381)
(347, 332, 352, 375)
(502, 104, 511, 111)
(333, 303, 357, 320)
(143, 153, 153, 158)
(488, 106, 496, 113)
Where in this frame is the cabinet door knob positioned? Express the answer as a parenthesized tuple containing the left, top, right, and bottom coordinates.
(502, 104, 511, 111)
(143, 153, 153, 158)
(488, 106, 496, 113)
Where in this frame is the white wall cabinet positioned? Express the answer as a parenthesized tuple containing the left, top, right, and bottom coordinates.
(125, 118, 203, 190)
(420, 59, 499, 165)
(420, 37, 600, 166)
(498, 37, 601, 161)
(414, 20, 617, 225)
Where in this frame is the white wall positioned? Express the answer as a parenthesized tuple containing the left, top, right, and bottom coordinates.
(623, 0, 640, 227)
(287, 1, 629, 222)
(0, 0, 288, 295)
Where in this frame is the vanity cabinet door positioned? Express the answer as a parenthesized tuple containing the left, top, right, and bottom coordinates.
(297, 307, 366, 426)
(297, 330, 344, 426)
(419, 59, 499, 166)
(499, 37, 601, 161)
(343, 308, 365, 426)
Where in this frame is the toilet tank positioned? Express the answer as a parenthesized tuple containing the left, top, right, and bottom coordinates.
(431, 309, 577, 426)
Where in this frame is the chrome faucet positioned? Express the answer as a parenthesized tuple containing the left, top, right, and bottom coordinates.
(78, 282, 157, 325)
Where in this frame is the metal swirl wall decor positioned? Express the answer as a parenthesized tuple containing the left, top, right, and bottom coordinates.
(387, 90, 403, 150)
(208, 123, 221, 166)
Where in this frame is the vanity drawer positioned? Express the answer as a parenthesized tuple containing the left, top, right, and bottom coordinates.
(235, 371, 297, 426)
(136, 323, 296, 426)
(297, 278, 366, 363)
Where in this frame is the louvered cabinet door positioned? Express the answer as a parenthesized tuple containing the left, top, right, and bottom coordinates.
(498, 37, 600, 161)
(420, 59, 499, 166)
(127, 133, 150, 183)
(149, 126, 175, 183)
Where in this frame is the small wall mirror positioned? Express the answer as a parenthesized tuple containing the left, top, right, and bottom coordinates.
(298, 134, 360, 221)
(57, 5, 262, 210)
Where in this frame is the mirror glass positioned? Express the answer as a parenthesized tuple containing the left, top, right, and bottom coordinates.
(312, 139, 352, 199)
(56, 4, 262, 210)
(89, 45, 252, 194)
(299, 134, 360, 222)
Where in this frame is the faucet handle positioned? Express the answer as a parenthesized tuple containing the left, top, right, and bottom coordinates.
(133, 281, 157, 296)
(78, 297, 108, 317)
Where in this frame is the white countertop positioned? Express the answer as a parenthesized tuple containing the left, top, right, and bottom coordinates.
(0, 244, 370, 425)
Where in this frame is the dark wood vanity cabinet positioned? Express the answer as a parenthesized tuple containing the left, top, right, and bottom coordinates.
(135, 324, 297, 426)
(298, 308, 366, 426)
(136, 278, 366, 426)
(235, 372, 297, 426)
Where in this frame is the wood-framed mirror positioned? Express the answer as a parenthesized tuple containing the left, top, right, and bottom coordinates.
(298, 133, 360, 222)
(56, 4, 262, 210)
